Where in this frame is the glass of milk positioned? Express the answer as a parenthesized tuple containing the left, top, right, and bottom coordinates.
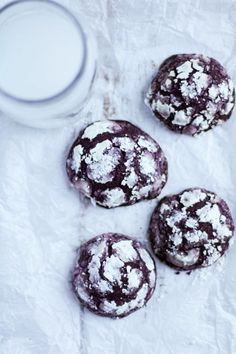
(0, 0, 97, 128)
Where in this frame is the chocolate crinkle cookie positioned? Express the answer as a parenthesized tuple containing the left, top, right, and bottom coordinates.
(149, 188, 234, 270)
(66, 120, 168, 208)
(72, 233, 156, 318)
(145, 54, 235, 135)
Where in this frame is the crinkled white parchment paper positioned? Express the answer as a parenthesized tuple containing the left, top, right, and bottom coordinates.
(1, 0, 236, 353)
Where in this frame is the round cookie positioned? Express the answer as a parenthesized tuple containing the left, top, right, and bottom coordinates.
(66, 120, 168, 208)
(149, 188, 234, 270)
(145, 54, 235, 135)
(72, 233, 156, 318)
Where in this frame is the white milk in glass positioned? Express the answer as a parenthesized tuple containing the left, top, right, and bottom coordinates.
(0, 10, 83, 101)
(0, 1, 97, 128)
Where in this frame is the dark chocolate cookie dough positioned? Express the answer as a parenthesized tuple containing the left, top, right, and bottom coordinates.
(66, 120, 168, 208)
(72, 233, 156, 318)
(149, 188, 234, 270)
(145, 54, 235, 135)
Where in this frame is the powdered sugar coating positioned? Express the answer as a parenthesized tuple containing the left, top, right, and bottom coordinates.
(66, 120, 168, 208)
(72, 233, 156, 318)
(145, 54, 235, 135)
(149, 188, 234, 270)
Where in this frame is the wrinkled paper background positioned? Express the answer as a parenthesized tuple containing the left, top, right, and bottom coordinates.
(1, 0, 236, 353)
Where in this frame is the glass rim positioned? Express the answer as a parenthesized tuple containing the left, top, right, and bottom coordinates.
(0, 0, 87, 105)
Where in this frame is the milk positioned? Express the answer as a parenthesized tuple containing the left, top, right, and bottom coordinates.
(0, 1, 97, 128)
(0, 9, 84, 101)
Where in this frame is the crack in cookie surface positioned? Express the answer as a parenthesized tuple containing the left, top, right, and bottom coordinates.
(145, 54, 235, 135)
(149, 188, 234, 270)
(66, 120, 168, 208)
(72, 233, 156, 318)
